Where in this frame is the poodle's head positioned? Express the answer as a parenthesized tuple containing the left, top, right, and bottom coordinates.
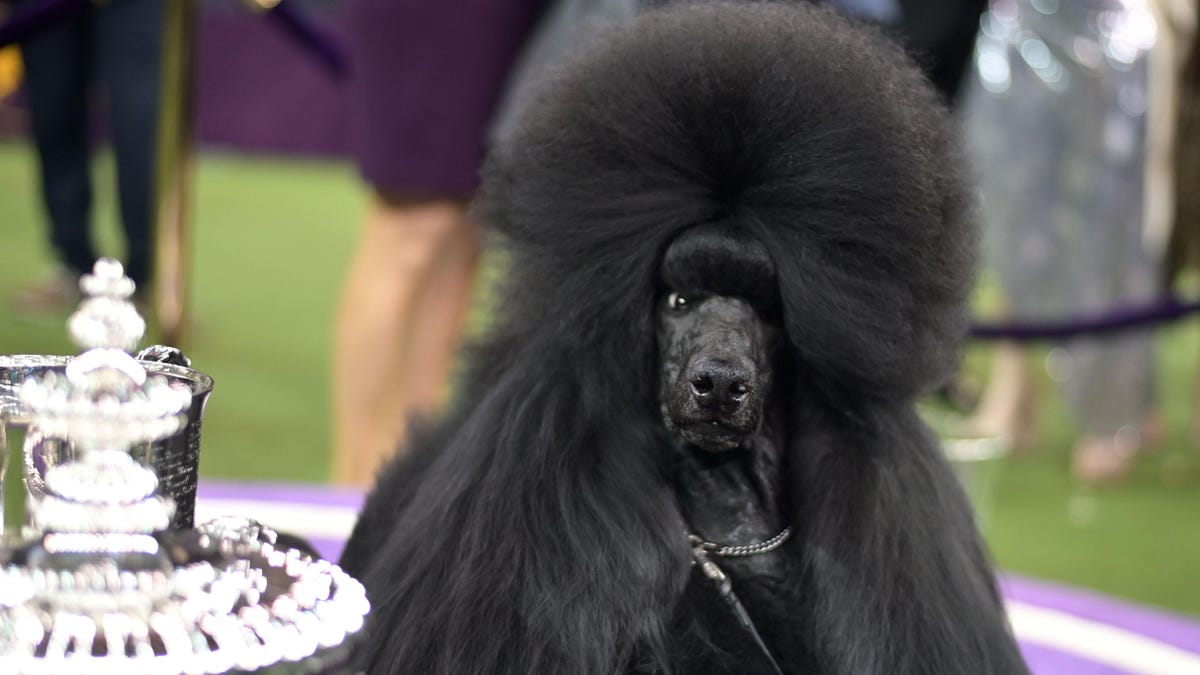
(480, 2, 976, 408)
(657, 224, 782, 452)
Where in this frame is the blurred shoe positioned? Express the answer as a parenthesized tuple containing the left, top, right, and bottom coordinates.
(1071, 434, 1135, 485)
(1138, 410, 1165, 453)
(10, 268, 81, 316)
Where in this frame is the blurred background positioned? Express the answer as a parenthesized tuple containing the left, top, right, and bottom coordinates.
(0, 1, 1198, 670)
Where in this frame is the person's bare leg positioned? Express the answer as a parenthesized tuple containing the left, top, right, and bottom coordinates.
(968, 342, 1037, 453)
(396, 217, 483, 423)
(332, 193, 469, 486)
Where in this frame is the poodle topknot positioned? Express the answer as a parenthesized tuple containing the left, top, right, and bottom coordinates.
(480, 0, 976, 403)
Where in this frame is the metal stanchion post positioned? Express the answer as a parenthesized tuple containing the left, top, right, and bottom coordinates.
(153, 0, 197, 348)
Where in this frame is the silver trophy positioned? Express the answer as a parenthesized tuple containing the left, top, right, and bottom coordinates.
(0, 260, 369, 673)
(0, 267, 212, 531)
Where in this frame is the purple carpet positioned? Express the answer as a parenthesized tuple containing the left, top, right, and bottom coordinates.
(196, 479, 1200, 675)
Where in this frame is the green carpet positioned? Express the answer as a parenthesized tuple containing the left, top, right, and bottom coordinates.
(0, 142, 361, 482)
(1, 142, 1197, 616)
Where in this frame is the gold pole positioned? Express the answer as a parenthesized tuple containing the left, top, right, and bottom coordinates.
(153, 0, 197, 348)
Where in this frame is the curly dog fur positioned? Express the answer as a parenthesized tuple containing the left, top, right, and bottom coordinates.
(340, 3, 1028, 673)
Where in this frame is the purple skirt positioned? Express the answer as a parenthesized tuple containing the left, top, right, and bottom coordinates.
(346, 0, 545, 198)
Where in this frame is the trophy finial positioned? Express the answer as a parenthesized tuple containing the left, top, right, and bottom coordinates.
(67, 258, 146, 352)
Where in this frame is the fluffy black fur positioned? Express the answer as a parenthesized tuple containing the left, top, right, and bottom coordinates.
(340, 3, 1028, 674)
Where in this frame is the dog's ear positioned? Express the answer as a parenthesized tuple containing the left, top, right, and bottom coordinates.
(661, 223, 778, 313)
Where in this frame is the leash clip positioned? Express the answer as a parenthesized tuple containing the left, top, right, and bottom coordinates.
(688, 534, 719, 560)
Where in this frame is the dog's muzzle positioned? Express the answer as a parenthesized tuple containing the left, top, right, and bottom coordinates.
(671, 356, 762, 452)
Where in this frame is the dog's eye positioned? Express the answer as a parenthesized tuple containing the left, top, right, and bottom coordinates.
(667, 292, 689, 311)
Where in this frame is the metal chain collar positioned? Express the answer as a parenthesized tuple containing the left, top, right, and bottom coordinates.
(688, 526, 793, 559)
(685, 525, 792, 675)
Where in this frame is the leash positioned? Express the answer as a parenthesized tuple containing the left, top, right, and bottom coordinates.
(688, 527, 792, 675)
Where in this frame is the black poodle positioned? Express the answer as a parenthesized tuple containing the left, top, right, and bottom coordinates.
(340, 3, 1028, 673)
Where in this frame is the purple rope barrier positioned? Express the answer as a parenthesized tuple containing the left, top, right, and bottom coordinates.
(968, 296, 1200, 341)
(0, 0, 347, 79)
(264, 0, 348, 79)
(0, 0, 89, 49)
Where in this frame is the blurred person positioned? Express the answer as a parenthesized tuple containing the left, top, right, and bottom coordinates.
(13, 0, 163, 312)
(964, 0, 1194, 482)
(1163, 3, 1200, 446)
(333, 0, 553, 486)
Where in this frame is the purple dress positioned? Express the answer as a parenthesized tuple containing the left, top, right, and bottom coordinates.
(345, 0, 546, 198)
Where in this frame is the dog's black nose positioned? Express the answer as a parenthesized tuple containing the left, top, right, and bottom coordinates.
(688, 358, 753, 413)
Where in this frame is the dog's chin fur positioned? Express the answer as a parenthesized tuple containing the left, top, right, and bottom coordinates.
(663, 383, 765, 454)
(339, 4, 1029, 674)
(674, 420, 751, 452)
(663, 382, 766, 450)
